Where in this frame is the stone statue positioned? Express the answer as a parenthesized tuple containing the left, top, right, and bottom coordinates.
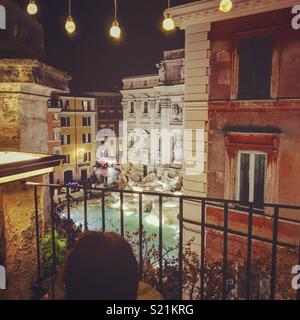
(180, 65, 185, 80)
(173, 131, 183, 165)
(156, 62, 166, 82)
(172, 103, 183, 122)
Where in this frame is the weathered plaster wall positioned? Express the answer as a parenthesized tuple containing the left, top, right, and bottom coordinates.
(0, 176, 45, 300)
(0, 59, 70, 299)
(208, 104, 300, 214)
(209, 8, 300, 100)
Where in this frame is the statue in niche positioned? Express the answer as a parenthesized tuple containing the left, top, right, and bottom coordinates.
(172, 130, 183, 165)
(180, 65, 185, 80)
(172, 103, 183, 122)
(156, 62, 166, 82)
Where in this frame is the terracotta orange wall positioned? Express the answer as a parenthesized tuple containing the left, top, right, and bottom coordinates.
(209, 8, 300, 100)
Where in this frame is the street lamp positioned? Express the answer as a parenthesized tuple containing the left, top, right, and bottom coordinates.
(65, 0, 76, 34)
(110, 0, 121, 39)
(162, 0, 175, 31)
(27, 0, 38, 15)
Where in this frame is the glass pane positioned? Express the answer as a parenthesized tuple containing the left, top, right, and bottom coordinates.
(239, 153, 250, 203)
(254, 154, 266, 208)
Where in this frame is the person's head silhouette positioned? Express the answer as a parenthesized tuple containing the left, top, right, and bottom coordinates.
(63, 232, 139, 300)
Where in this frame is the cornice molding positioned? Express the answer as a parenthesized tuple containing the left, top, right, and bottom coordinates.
(166, 0, 299, 29)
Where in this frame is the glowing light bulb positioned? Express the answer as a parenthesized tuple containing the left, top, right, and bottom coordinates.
(27, 0, 38, 15)
(65, 16, 76, 34)
(219, 0, 233, 13)
(110, 20, 121, 39)
(163, 13, 175, 31)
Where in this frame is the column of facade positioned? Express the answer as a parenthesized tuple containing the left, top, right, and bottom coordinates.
(183, 22, 211, 238)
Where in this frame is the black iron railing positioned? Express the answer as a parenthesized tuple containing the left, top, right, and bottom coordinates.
(27, 181, 300, 300)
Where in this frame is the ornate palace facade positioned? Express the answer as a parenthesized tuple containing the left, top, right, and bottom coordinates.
(121, 49, 185, 175)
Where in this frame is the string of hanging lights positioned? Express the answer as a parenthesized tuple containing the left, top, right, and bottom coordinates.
(110, 0, 121, 39)
(65, 0, 76, 34)
(27, 0, 38, 15)
(25, 0, 233, 36)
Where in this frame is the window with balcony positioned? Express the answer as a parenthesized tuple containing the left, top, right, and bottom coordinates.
(82, 116, 91, 127)
(61, 117, 70, 127)
(82, 133, 91, 144)
(62, 100, 69, 111)
(82, 100, 91, 111)
(237, 35, 273, 100)
(237, 151, 266, 208)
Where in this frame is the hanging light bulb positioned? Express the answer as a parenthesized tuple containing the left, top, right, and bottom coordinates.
(163, 13, 175, 31)
(65, 0, 76, 34)
(27, 0, 38, 15)
(162, 0, 175, 31)
(219, 0, 233, 13)
(65, 16, 76, 34)
(110, 0, 121, 39)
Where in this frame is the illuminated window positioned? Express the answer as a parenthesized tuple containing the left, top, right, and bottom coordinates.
(82, 100, 91, 111)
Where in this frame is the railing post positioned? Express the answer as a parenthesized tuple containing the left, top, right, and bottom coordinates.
(101, 190, 105, 232)
(120, 191, 124, 237)
(178, 196, 183, 300)
(246, 203, 254, 300)
(139, 193, 143, 280)
(66, 186, 71, 249)
(270, 206, 279, 300)
(222, 201, 229, 300)
(297, 244, 300, 301)
(200, 199, 206, 300)
(83, 184, 88, 231)
(158, 195, 163, 294)
(33, 185, 41, 288)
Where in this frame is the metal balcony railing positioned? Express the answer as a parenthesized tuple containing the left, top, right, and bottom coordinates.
(26, 180, 300, 300)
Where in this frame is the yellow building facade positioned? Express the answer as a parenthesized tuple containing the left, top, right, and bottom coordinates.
(48, 95, 97, 184)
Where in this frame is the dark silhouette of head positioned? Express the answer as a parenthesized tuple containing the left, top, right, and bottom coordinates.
(63, 232, 139, 300)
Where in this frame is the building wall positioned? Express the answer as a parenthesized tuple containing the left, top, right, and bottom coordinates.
(209, 8, 300, 101)
(208, 9, 300, 219)
(55, 96, 97, 183)
(0, 59, 70, 299)
(168, 1, 300, 260)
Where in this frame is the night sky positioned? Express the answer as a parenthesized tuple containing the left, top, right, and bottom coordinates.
(15, 0, 195, 93)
